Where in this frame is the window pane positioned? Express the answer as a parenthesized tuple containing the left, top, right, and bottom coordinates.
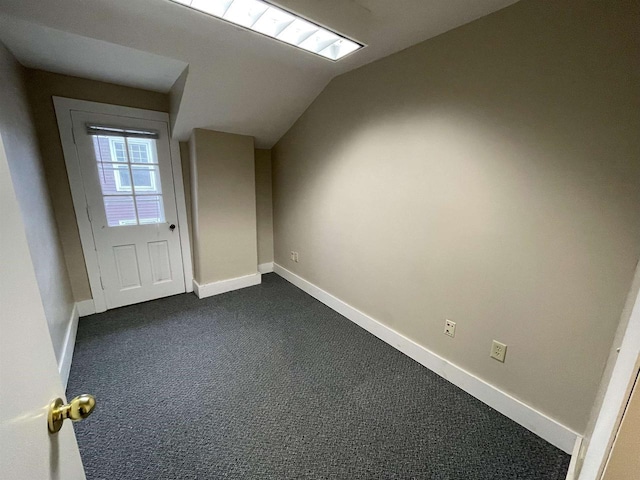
(136, 196, 165, 224)
(128, 139, 158, 164)
(91, 134, 164, 227)
(92, 136, 127, 162)
(97, 163, 131, 195)
(114, 142, 127, 162)
(104, 196, 137, 227)
(131, 165, 161, 193)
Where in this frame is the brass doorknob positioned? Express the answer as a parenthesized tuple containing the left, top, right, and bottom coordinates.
(48, 394, 96, 433)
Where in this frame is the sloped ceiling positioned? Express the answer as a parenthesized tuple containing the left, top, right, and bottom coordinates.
(0, 0, 519, 147)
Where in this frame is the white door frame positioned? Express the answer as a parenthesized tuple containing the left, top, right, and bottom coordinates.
(54, 97, 193, 313)
(578, 261, 640, 480)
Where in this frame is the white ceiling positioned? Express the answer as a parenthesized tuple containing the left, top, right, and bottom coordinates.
(0, 17, 188, 92)
(0, 0, 519, 147)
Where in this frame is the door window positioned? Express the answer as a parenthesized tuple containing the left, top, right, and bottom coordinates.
(91, 135, 166, 226)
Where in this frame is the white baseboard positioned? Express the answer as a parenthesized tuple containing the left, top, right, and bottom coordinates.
(273, 263, 579, 454)
(193, 273, 262, 299)
(77, 299, 96, 317)
(58, 303, 80, 389)
(258, 262, 274, 274)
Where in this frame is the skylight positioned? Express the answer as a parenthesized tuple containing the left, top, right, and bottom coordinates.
(171, 0, 364, 61)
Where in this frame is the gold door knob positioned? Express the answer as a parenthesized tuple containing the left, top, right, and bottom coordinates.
(48, 394, 96, 433)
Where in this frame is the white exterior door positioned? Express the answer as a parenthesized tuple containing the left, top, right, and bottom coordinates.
(0, 136, 85, 479)
(71, 111, 186, 309)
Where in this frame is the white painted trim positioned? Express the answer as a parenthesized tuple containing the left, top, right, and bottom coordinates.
(168, 124, 194, 293)
(565, 436, 584, 480)
(58, 303, 79, 389)
(578, 265, 640, 480)
(193, 273, 262, 299)
(76, 299, 96, 317)
(273, 263, 579, 453)
(258, 262, 274, 274)
(53, 97, 193, 310)
(54, 98, 106, 313)
(54, 97, 170, 122)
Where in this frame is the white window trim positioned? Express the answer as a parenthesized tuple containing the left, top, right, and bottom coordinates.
(53, 97, 194, 313)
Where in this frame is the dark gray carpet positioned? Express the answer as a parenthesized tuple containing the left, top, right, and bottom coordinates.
(67, 273, 570, 479)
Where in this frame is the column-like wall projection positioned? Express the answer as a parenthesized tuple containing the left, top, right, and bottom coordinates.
(255, 149, 274, 266)
(188, 128, 259, 295)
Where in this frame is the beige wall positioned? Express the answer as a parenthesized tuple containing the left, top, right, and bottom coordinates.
(24, 69, 170, 301)
(272, 0, 640, 434)
(255, 148, 274, 265)
(0, 44, 75, 363)
(189, 128, 258, 284)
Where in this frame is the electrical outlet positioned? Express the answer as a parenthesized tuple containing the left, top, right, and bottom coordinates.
(444, 319, 456, 337)
(294, 252, 299, 263)
(490, 340, 507, 362)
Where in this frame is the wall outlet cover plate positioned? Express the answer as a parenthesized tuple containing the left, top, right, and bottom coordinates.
(490, 340, 507, 362)
(444, 319, 456, 337)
